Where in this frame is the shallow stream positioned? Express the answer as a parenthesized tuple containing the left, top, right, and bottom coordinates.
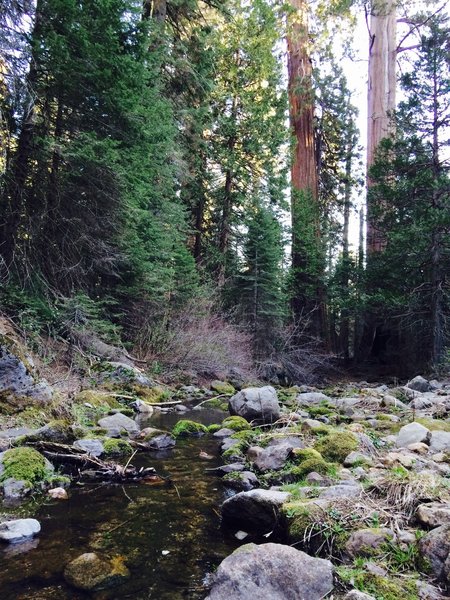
(0, 408, 240, 599)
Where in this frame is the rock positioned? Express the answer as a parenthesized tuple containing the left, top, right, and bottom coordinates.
(213, 428, 235, 438)
(145, 433, 176, 450)
(344, 451, 373, 467)
(396, 422, 431, 447)
(296, 392, 331, 406)
(344, 591, 376, 600)
(0, 518, 41, 543)
(417, 580, 447, 600)
(305, 471, 327, 484)
(205, 543, 333, 600)
(382, 451, 416, 468)
(211, 380, 235, 395)
(247, 437, 304, 471)
(2, 478, 31, 500)
(98, 362, 153, 387)
(229, 386, 280, 423)
(64, 552, 130, 591)
(131, 399, 154, 414)
(216, 464, 245, 476)
(221, 489, 290, 533)
(416, 503, 450, 528)
(319, 483, 362, 500)
(408, 442, 430, 455)
(73, 439, 105, 457)
(345, 528, 394, 558)
(97, 413, 139, 437)
(48, 487, 68, 500)
(407, 376, 433, 393)
(429, 431, 450, 453)
(419, 525, 450, 582)
(0, 347, 53, 404)
(301, 418, 326, 432)
(223, 471, 259, 491)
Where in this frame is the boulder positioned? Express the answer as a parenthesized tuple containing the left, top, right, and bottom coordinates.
(205, 543, 333, 600)
(131, 399, 154, 414)
(296, 392, 331, 406)
(344, 592, 376, 600)
(0, 518, 40, 543)
(419, 525, 450, 582)
(223, 471, 259, 492)
(345, 528, 394, 558)
(344, 452, 373, 467)
(64, 552, 130, 591)
(407, 376, 433, 393)
(416, 503, 450, 529)
(0, 347, 52, 404)
(2, 478, 31, 501)
(396, 423, 430, 448)
(229, 386, 280, 423)
(221, 489, 290, 533)
(319, 483, 362, 500)
(213, 428, 235, 438)
(73, 439, 104, 457)
(144, 433, 176, 450)
(247, 437, 304, 472)
(429, 431, 450, 453)
(97, 413, 139, 437)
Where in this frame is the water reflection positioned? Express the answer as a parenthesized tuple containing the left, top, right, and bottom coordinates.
(0, 408, 238, 599)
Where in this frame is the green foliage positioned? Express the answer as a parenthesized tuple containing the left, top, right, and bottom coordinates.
(336, 566, 419, 600)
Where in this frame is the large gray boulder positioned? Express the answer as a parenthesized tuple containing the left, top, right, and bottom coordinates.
(407, 376, 433, 393)
(229, 386, 280, 423)
(205, 543, 333, 600)
(73, 439, 105, 457)
(419, 524, 450, 582)
(296, 392, 331, 406)
(64, 552, 130, 591)
(416, 503, 450, 528)
(0, 347, 53, 405)
(429, 431, 450, 453)
(221, 489, 290, 533)
(97, 413, 139, 437)
(396, 422, 431, 448)
(0, 518, 41, 543)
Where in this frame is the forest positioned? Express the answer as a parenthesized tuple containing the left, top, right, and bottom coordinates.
(1, 0, 449, 383)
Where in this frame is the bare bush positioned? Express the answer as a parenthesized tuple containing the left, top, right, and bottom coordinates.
(133, 297, 256, 381)
(256, 316, 335, 385)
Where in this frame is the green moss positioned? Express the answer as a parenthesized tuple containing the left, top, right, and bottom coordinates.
(210, 381, 235, 395)
(336, 567, 419, 600)
(74, 390, 121, 408)
(222, 416, 251, 431)
(207, 424, 222, 433)
(307, 404, 333, 417)
(415, 418, 450, 432)
(0, 447, 51, 486)
(291, 448, 324, 463)
(102, 438, 133, 456)
(314, 431, 358, 463)
(172, 419, 208, 437)
(230, 430, 255, 442)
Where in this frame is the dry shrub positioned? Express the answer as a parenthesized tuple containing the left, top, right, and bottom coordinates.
(256, 318, 335, 385)
(133, 297, 255, 380)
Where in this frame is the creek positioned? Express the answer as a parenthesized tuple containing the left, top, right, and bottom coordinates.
(0, 408, 240, 599)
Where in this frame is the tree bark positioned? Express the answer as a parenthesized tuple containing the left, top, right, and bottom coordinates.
(287, 0, 325, 339)
(366, 0, 397, 255)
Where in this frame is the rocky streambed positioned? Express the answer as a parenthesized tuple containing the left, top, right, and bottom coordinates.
(1, 372, 450, 599)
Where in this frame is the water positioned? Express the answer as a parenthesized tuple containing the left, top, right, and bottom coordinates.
(0, 408, 239, 599)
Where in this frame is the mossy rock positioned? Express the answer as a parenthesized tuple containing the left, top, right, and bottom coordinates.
(222, 416, 251, 432)
(336, 568, 419, 600)
(314, 431, 358, 463)
(74, 390, 121, 409)
(282, 500, 327, 541)
(211, 381, 235, 395)
(0, 447, 53, 487)
(291, 448, 324, 464)
(129, 385, 170, 404)
(207, 424, 222, 434)
(102, 438, 133, 457)
(415, 418, 450, 432)
(172, 420, 208, 437)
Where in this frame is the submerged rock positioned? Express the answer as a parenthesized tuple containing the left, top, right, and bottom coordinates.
(0, 518, 41, 543)
(229, 386, 280, 423)
(64, 552, 130, 591)
(205, 542, 333, 600)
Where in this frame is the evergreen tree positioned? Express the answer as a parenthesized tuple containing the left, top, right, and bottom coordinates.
(367, 17, 450, 370)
